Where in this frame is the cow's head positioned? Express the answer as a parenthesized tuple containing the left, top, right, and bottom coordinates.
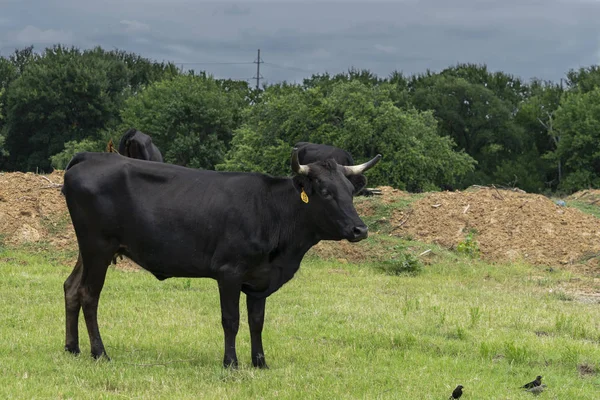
(291, 148, 381, 242)
(126, 133, 152, 161)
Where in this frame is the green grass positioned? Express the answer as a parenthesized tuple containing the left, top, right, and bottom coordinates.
(354, 194, 424, 236)
(39, 212, 72, 237)
(565, 199, 600, 219)
(1, 245, 600, 399)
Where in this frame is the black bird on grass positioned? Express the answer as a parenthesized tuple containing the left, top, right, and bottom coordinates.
(521, 375, 542, 389)
(449, 385, 463, 399)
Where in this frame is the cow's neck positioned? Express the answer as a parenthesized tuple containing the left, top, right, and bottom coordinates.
(268, 177, 321, 255)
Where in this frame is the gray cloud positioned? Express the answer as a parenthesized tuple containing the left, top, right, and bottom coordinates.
(1, 0, 599, 84)
(13, 25, 74, 45)
(119, 20, 151, 33)
(213, 4, 252, 16)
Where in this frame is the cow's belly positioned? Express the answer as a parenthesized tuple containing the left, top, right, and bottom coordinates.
(120, 239, 217, 280)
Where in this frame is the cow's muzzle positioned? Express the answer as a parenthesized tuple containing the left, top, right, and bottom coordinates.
(348, 225, 368, 242)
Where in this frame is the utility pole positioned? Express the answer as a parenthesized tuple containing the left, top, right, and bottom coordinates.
(253, 49, 263, 90)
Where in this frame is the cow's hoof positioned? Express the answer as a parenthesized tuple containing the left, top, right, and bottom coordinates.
(223, 358, 239, 369)
(252, 355, 269, 369)
(92, 351, 111, 361)
(64, 345, 80, 355)
(253, 361, 269, 369)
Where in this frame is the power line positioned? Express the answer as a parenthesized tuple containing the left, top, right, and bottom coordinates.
(263, 62, 314, 74)
(215, 77, 252, 82)
(177, 51, 322, 86)
(178, 61, 253, 65)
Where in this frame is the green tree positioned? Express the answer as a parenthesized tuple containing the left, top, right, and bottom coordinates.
(3, 46, 132, 171)
(120, 74, 248, 169)
(220, 80, 475, 191)
(0, 56, 18, 90)
(48, 129, 120, 170)
(0, 58, 17, 164)
(49, 138, 104, 170)
(435, 63, 527, 107)
(565, 66, 600, 93)
(2, 45, 181, 171)
(0, 88, 6, 159)
(514, 80, 564, 191)
(102, 48, 179, 90)
(216, 83, 307, 174)
(303, 68, 383, 95)
(8, 46, 37, 75)
(407, 73, 526, 187)
(552, 88, 600, 192)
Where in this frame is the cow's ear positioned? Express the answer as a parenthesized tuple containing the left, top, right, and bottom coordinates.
(347, 175, 367, 194)
(292, 175, 313, 195)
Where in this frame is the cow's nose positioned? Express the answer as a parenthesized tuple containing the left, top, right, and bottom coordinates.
(351, 225, 368, 242)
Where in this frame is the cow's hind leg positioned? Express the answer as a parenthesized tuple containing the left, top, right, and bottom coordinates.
(247, 296, 268, 368)
(218, 277, 242, 368)
(79, 243, 117, 360)
(64, 253, 84, 354)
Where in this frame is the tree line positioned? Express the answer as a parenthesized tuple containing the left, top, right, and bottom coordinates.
(1, 45, 600, 194)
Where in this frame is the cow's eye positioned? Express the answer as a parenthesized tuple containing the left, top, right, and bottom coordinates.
(321, 189, 332, 198)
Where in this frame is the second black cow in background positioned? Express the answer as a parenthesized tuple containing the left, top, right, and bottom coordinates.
(295, 142, 381, 196)
(118, 128, 163, 162)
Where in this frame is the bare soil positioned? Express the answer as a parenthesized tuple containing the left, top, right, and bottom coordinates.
(0, 171, 72, 248)
(568, 189, 600, 205)
(394, 187, 600, 269)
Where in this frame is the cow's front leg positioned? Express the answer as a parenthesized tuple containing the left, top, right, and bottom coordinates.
(247, 295, 268, 368)
(218, 278, 241, 368)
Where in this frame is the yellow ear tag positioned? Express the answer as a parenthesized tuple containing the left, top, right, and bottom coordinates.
(301, 188, 309, 204)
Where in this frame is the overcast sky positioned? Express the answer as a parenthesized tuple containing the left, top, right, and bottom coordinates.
(1, 0, 599, 85)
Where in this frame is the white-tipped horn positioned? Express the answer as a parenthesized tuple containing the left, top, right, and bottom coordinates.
(342, 154, 382, 175)
(291, 147, 310, 175)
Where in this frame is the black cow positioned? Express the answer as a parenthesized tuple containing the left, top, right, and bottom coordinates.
(118, 128, 163, 162)
(61, 148, 381, 368)
(295, 142, 381, 196)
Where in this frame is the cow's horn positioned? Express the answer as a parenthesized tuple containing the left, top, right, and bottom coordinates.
(342, 154, 382, 175)
(291, 147, 310, 175)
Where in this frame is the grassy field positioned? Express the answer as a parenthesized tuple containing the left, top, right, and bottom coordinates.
(1, 239, 599, 400)
(566, 199, 600, 219)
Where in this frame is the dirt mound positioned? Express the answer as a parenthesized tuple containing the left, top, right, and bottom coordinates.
(394, 187, 600, 267)
(0, 171, 74, 248)
(568, 189, 600, 205)
(309, 186, 410, 261)
(309, 240, 369, 263)
(372, 186, 410, 202)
